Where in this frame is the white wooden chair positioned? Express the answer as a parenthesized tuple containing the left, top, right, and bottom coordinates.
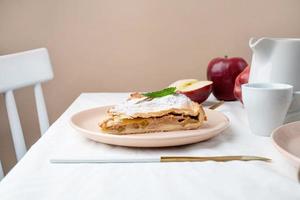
(0, 161, 3, 181)
(0, 48, 53, 178)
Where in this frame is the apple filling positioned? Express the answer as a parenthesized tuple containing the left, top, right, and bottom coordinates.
(100, 113, 204, 135)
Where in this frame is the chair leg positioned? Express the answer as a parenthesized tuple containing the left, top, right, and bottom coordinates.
(34, 84, 50, 135)
(0, 160, 4, 180)
(5, 91, 27, 161)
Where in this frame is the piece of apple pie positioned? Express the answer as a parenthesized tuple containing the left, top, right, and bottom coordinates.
(99, 93, 206, 135)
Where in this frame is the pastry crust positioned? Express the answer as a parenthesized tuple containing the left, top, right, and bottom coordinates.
(99, 93, 206, 135)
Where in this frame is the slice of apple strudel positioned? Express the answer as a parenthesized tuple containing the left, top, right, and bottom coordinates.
(99, 93, 206, 135)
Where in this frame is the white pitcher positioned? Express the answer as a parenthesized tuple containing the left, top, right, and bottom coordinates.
(249, 37, 300, 121)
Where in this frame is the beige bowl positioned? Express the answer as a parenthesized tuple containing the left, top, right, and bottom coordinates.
(272, 121, 300, 167)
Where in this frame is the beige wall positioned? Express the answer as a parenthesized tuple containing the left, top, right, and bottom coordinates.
(1, 0, 300, 173)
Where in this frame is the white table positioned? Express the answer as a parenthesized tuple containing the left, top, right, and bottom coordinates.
(0, 93, 300, 200)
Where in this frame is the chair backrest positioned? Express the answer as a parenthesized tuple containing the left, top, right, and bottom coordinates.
(0, 160, 4, 181)
(0, 48, 53, 92)
(0, 160, 3, 181)
(0, 48, 53, 161)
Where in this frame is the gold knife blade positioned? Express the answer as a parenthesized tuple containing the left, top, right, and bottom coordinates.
(160, 156, 271, 162)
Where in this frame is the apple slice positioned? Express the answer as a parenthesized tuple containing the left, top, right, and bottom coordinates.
(169, 79, 213, 104)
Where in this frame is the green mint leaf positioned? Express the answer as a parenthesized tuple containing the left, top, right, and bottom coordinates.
(143, 87, 176, 98)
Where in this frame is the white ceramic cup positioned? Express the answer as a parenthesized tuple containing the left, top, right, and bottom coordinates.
(242, 83, 293, 137)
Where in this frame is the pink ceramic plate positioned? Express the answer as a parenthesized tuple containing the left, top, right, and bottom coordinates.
(272, 121, 300, 166)
(70, 106, 229, 147)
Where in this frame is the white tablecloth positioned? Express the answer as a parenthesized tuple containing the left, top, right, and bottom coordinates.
(0, 93, 299, 200)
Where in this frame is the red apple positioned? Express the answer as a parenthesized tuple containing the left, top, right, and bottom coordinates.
(234, 66, 250, 103)
(169, 79, 213, 104)
(207, 56, 248, 101)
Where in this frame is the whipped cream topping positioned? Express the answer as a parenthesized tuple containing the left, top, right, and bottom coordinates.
(110, 94, 193, 116)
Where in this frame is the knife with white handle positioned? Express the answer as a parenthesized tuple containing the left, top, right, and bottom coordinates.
(50, 156, 271, 164)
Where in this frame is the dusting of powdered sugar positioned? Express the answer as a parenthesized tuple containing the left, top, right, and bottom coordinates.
(110, 94, 193, 116)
